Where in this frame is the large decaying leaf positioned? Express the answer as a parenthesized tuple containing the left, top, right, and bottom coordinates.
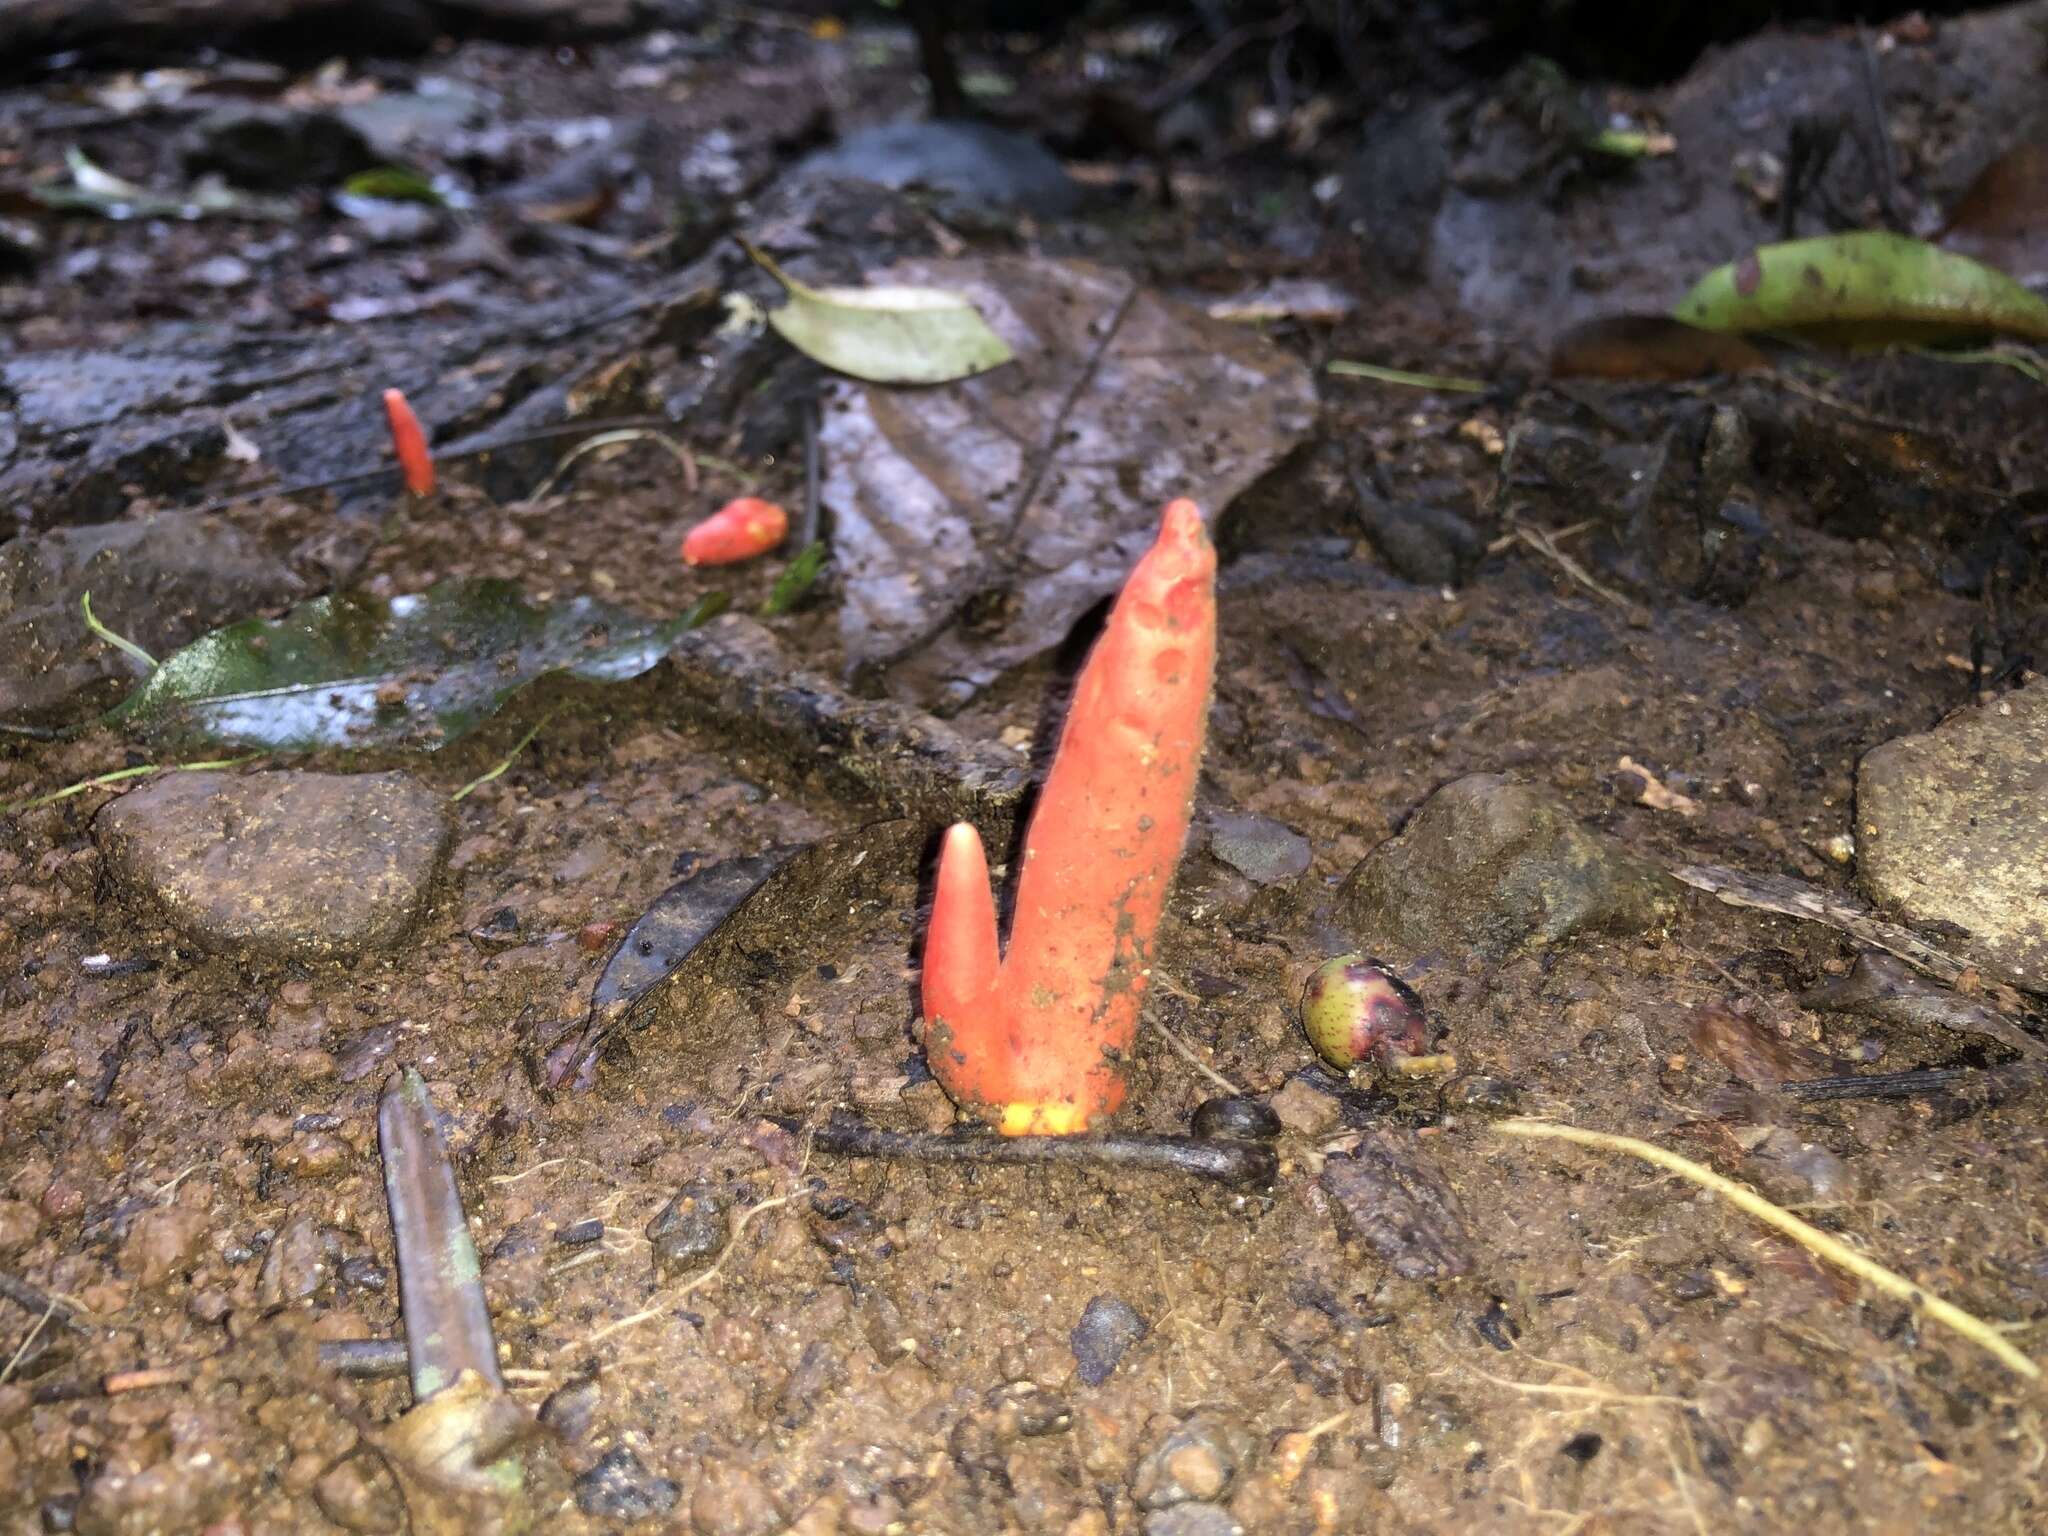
(110, 579, 724, 752)
(747, 242, 1015, 385)
(1674, 232, 2048, 345)
(820, 256, 1318, 709)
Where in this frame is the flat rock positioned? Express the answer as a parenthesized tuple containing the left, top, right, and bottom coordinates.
(1337, 773, 1675, 963)
(96, 770, 451, 961)
(796, 119, 1080, 219)
(1320, 1130, 1476, 1281)
(1857, 682, 2048, 992)
(1203, 810, 1313, 887)
(0, 513, 301, 722)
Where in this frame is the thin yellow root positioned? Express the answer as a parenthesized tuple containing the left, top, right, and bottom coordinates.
(1495, 1118, 2038, 1380)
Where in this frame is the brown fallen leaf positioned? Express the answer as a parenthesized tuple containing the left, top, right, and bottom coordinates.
(818, 255, 1316, 709)
(1549, 314, 1769, 379)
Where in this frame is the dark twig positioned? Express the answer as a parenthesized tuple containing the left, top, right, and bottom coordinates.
(0, 1272, 90, 1334)
(1854, 23, 1903, 230)
(1784, 1060, 2048, 1113)
(91, 1016, 147, 1107)
(1781, 1068, 1971, 1103)
(778, 1110, 1278, 1190)
(31, 1337, 415, 1405)
(1140, 8, 1303, 115)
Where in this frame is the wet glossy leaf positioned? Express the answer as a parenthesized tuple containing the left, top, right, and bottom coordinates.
(554, 822, 929, 1089)
(587, 846, 809, 1034)
(759, 542, 828, 616)
(747, 241, 1014, 385)
(1674, 232, 2048, 345)
(109, 579, 726, 752)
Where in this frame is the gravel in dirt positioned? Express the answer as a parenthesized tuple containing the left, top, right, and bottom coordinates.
(94, 769, 452, 960)
(573, 1445, 681, 1524)
(1070, 1294, 1149, 1387)
(1336, 771, 1679, 962)
(1132, 1411, 1250, 1509)
(1856, 678, 2048, 990)
(646, 1183, 730, 1279)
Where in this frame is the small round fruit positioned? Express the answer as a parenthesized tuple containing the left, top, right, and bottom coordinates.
(1301, 954, 1428, 1072)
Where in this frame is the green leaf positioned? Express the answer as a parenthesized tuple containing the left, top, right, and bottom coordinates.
(108, 579, 728, 752)
(759, 542, 828, 616)
(340, 165, 446, 205)
(1674, 232, 2048, 346)
(744, 240, 1015, 384)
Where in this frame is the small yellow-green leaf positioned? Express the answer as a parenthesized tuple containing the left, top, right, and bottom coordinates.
(744, 240, 1014, 385)
(1674, 232, 2048, 346)
(341, 165, 445, 205)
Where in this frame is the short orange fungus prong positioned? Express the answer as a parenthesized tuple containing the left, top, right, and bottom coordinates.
(682, 497, 789, 567)
(382, 388, 434, 497)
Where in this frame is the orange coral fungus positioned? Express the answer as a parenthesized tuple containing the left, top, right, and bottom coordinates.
(681, 496, 788, 567)
(382, 388, 434, 496)
(922, 498, 1217, 1135)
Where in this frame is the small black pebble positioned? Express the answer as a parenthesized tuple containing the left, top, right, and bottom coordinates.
(555, 1218, 606, 1247)
(1191, 1095, 1280, 1142)
(573, 1446, 680, 1523)
(1670, 1270, 1716, 1302)
(338, 1255, 388, 1293)
(1560, 1432, 1603, 1464)
(1448, 1076, 1521, 1111)
(818, 962, 839, 981)
(1071, 1294, 1148, 1386)
(1475, 1297, 1520, 1352)
(539, 1373, 602, 1444)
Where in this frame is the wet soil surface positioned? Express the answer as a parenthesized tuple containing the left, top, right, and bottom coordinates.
(4, 9, 2048, 1535)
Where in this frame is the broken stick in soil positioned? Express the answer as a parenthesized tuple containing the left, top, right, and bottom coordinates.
(777, 1109, 1279, 1190)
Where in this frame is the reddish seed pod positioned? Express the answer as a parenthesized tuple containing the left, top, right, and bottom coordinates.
(382, 388, 435, 496)
(681, 497, 788, 567)
(1301, 954, 1429, 1072)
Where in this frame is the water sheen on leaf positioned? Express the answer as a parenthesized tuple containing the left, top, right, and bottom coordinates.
(746, 241, 1014, 385)
(1674, 232, 2048, 346)
(109, 579, 726, 752)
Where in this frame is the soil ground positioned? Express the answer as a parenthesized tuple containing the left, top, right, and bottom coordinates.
(3, 8, 2047, 1535)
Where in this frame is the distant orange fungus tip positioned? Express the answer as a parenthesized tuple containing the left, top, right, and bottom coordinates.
(921, 497, 1217, 1136)
(381, 388, 434, 497)
(682, 497, 789, 567)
